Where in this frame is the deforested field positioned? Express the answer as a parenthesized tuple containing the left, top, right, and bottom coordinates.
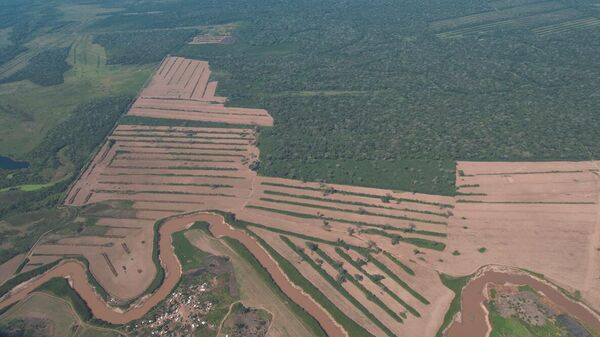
(5, 55, 600, 337)
(127, 57, 273, 126)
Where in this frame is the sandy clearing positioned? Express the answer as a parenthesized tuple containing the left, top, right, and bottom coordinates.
(88, 192, 228, 205)
(110, 136, 250, 145)
(247, 199, 447, 234)
(141, 57, 210, 100)
(204, 81, 218, 99)
(112, 131, 253, 140)
(89, 194, 246, 213)
(258, 177, 454, 207)
(113, 153, 244, 163)
(250, 197, 447, 229)
(131, 66, 275, 124)
(109, 158, 243, 169)
(100, 167, 250, 178)
(443, 160, 600, 312)
(92, 183, 239, 196)
(95, 218, 155, 227)
(133, 99, 270, 116)
(133, 210, 179, 219)
(114, 147, 248, 157)
(253, 191, 448, 223)
(26, 254, 61, 266)
(115, 124, 253, 134)
(256, 177, 451, 214)
(113, 140, 248, 150)
(127, 109, 274, 126)
(236, 208, 368, 247)
(0, 254, 25, 286)
(457, 161, 597, 176)
(97, 174, 245, 187)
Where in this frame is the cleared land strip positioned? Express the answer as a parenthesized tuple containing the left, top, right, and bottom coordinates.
(533, 17, 600, 35)
(429, 1, 568, 31)
(114, 124, 253, 134)
(435, 8, 583, 38)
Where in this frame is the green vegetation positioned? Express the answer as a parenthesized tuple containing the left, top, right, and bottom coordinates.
(488, 302, 571, 337)
(171, 0, 600, 195)
(0, 261, 59, 298)
(0, 290, 120, 337)
(173, 230, 208, 271)
(1, 47, 71, 86)
(222, 237, 328, 337)
(36, 277, 92, 321)
(437, 273, 472, 337)
(94, 29, 198, 65)
(0, 96, 133, 219)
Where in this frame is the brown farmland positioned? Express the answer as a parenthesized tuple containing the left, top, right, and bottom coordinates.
(5, 56, 600, 337)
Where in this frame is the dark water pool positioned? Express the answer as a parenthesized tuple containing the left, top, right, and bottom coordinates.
(0, 156, 30, 169)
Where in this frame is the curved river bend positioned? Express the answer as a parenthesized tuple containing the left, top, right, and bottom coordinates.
(445, 268, 600, 337)
(0, 213, 345, 337)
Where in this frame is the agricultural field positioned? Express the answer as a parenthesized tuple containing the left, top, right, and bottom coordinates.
(3, 54, 600, 337)
(2, 1, 600, 337)
(441, 161, 600, 314)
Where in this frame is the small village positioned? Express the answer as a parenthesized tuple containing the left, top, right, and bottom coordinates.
(124, 281, 219, 337)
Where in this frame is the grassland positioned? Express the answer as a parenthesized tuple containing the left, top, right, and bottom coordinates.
(0, 290, 121, 337)
(0, 34, 151, 157)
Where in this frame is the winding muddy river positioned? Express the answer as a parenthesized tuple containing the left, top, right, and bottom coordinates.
(445, 268, 600, 337)
(0, 212, 345, 337)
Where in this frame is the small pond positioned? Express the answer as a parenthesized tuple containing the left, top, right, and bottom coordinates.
(0, 156, 30, 170)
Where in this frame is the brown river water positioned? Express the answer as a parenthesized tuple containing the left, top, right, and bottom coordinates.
(0, 212, 345, 337)
(445, 268, 600, 337)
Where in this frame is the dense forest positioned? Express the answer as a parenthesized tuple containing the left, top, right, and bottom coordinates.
(93, 29, 197, 65)
(1, 47, 71, 86)
(1, 0, 600, 200)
